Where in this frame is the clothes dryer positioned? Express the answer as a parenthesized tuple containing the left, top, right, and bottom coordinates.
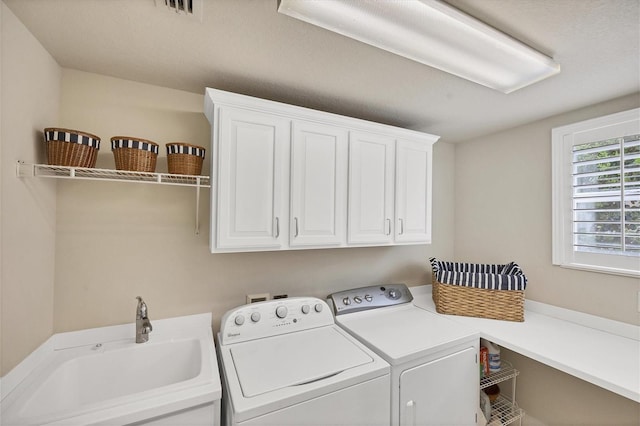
(329, 284, 480, 426)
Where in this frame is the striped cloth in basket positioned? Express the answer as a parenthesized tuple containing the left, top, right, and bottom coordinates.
(429, 257, 527, 291)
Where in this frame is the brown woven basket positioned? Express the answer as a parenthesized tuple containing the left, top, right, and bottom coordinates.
(111, 137, 159, 172)
(432, 273, 525, 322)
(44, 127, 101, 168)
(166, 142, 205, 175)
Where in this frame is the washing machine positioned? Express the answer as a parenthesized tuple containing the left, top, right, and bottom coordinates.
(328, 284, 480, 426)
(217, 297, 390, 426)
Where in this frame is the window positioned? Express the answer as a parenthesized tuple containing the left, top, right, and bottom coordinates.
(552, 108, 640, 277)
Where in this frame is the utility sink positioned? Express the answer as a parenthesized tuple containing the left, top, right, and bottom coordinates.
(1, 313, 222, 425)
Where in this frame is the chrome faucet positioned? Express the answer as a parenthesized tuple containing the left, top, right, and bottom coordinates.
(135, 296, 152, 343)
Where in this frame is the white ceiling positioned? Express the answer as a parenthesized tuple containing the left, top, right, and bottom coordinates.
(5, 0, 639, 142)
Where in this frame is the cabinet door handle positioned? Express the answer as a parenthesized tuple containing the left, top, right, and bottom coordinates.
(404, 400, 416, 426)
(275, 217, 280, 238)
(294, 217, 299, 237)
(386, 218, 391, 235)
(399, 218, 404, 235)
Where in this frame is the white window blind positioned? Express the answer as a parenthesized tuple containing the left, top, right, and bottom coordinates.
(572, 135, 640, 256)
(552, 108, 640, 277)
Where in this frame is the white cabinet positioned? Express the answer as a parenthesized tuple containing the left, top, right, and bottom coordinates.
(205, 88, 439, 253)
(399, 347, 477, 426)
(215, 106, 290, 250)
(290, 121, 348, 247)
(348, 131, 395, 245)
(395, 139, 432, 243)
(348, 135, 433, 246)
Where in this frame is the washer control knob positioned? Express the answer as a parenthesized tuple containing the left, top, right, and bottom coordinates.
(276, 306, 288, 319)
(250, 312, 261, 323)
(234, 315, 245, 326)
(314, 303, 323, 313)
(388, 289, 400, 300)
(301, 304, 310, 314)
(354, 296, 362, 304)
(342, 297, 351, 306)
(364, 294, 373, 302)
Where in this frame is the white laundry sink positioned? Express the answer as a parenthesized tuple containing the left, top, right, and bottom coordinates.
(1, 313, 221, 426)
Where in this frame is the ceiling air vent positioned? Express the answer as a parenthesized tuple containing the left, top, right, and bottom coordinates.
(155, 0, 203, 21)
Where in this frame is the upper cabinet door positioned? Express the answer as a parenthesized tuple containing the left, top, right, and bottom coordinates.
(290, 121, 348, 247)
(348, 131, 395, 245)
(395, 139, 433, 243)
(216, 107, 290, 250)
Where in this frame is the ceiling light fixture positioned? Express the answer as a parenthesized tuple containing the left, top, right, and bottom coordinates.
(277, 0, 560, 93)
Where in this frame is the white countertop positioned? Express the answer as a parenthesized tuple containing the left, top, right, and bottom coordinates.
(410, 285, 640, 402)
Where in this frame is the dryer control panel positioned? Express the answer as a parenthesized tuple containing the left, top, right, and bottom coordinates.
(328, 283, 413, 315)
(219, 297, 333, 345)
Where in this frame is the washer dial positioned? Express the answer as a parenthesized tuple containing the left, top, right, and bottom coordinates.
(387, 289, 401, 300)
(276, 305, 288, 319)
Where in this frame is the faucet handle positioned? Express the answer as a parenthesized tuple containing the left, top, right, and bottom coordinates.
(136, 296, 148, 319)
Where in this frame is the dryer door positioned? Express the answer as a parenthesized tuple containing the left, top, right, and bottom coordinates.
(399, 346, 477, 426)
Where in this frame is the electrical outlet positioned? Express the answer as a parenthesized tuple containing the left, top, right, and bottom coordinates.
(246, 293, 270, 304)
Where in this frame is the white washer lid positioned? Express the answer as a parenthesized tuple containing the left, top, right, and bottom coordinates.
(230, 326, 373, 397)
(336, 304, 478, 365)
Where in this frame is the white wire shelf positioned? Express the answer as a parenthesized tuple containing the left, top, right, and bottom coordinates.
(489, 395, 525, 426)
(480, 360, 520, 389)
(480, 361, 524, 426)
(16, 162, 210, 234)
(16, 162, 211, 188)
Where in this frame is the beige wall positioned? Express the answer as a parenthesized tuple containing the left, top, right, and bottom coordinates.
(54, 69, 456, 333)
(0, 2, 60, 376)
(455, 93, 640, 325)
(454, 94, 640, 425)
(501, 348, 639, 426)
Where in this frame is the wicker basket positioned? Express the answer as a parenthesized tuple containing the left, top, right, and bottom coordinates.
(111, 137, 159, 172)
(430, 258, 526, 322)
(166, 142, 205, 175)
(44, 128, 101, 168)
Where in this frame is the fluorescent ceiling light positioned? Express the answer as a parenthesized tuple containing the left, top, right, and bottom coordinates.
(278, 0, 560, 93)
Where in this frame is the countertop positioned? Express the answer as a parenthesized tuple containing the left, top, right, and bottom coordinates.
(410, 285, 640, 402)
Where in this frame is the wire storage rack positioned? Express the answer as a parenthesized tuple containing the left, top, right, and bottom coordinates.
(16, 162, 211, 234)
(480, 360, 525, 426)
(16, 162, 211, 187)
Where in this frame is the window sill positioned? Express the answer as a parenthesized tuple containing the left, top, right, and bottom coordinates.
(555, 262, 639, 278)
